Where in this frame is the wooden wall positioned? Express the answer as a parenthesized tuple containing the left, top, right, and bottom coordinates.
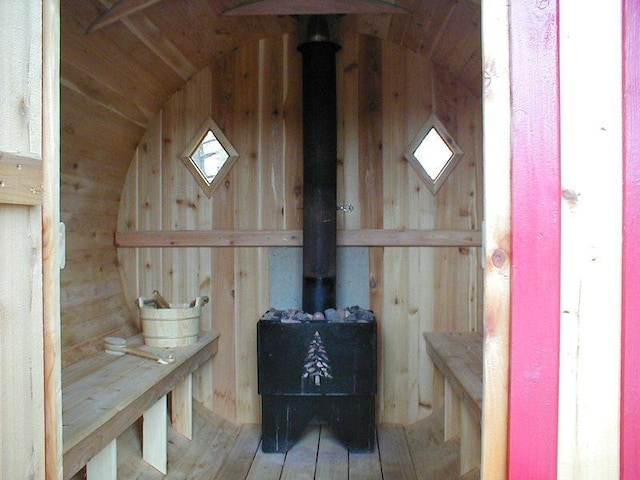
(1, 1, 46, 477)
(59, 0, 162, 366)
(116, 29, 482, 425)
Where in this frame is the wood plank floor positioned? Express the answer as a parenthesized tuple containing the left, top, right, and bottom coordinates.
(109, 404, 477, 480)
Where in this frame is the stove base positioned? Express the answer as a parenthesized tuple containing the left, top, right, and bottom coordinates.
(261, 394, 375, 453)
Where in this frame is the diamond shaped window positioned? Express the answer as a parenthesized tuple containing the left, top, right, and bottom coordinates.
(181, 118, 239, 198)
(404, 114, 463, 195)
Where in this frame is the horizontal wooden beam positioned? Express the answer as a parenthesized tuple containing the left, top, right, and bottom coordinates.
(222, 0, 410, 15)
(116, 229, 482, 248)
(0, 152, 43, 205)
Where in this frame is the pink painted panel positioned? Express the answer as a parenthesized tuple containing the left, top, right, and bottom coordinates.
(508, 1, 561, 478)
(621, 1, 640, 478)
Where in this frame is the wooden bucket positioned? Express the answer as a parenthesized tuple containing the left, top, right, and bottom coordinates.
(137, 296, 208, 347)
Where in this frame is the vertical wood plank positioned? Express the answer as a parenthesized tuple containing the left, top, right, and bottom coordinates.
(259, 36, 285, 230)
(405, 51, 437, 416)
(358, 36, 384, 232)
(377, 425, 417, 480)
(43, 0, 62, 478)
(0, 0, 42, 156)
(443, 380, 461, 441)
(172, 373, 193, 440)
(557, 1, 622, 478)
(621, 1, 640, 478)
(349, 441, 383, 480)
(315, 427, 348, 480)
(137, 113, 163, 308)
(480, 0, 512, 477)
(509, 1, 561, 479)
(143, 395, 167, 474)
(185, 67, 214, 408)
(211, 52, 238, 421)
(282, 33, 303, 230)
(233, 42, 263, 423)
(381, 41, 409, 424)
(184, 67, 212, 303)
(214, 424, 262, 480)
(161, 85, 186, 304)
(117, 150, 140, 323)
(246, 443, 285, 479)
(358, 35, 386, 422)
(0, 206, 45, 479)
(432, 365, 444, 411)
(0, 1, 45, 478)
(280, 427, 319, 480)
(337, 29, 361, 230)
(86, 439, 116, 480)
(460, 405, 480, 476)
(457, 92, 483, 333)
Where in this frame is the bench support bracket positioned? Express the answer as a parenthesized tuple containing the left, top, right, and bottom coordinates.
(86, 439, 116, 480)
(143, 395, 168, 474)
(172, 374, 193, 439)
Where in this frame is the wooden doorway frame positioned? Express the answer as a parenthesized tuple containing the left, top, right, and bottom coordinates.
(483, 1, 637, 478)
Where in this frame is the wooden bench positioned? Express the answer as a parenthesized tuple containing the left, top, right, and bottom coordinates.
(423, 331, 482, 476)
(62, 331, 220, 480)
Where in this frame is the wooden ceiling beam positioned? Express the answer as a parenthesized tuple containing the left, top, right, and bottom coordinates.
(87, 0, 164, 33)
(222, 0, 411, 16)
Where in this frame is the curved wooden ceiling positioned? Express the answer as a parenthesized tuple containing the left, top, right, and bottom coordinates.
(62, 0, 481, 134)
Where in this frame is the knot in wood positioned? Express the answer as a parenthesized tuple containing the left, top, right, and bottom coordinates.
(491, 249, 506, 268)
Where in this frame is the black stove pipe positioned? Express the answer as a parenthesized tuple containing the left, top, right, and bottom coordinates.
(298, 17, 341, 314)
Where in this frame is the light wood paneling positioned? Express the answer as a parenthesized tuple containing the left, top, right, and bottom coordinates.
(115, 30, 483, 425)
(1, 1, 47, 477)
(61, 80, 141, 365)
(480, 1, 511, 477)
(115, 229, 481, 247)
(557, 1, 622, 478)
(43, 0, 63, 476)
(60, 0, 483, 379)
(0, 205, 45, 478)
(210, 51, 238, 421)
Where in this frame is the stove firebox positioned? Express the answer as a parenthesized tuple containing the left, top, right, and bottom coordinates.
(258, 318, 377, 453)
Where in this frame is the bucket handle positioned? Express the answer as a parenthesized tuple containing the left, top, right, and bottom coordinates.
(193, 296, 210, 307)
(136, 295, 210, 309)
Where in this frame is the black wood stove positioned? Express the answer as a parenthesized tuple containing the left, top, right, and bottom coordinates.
(257, 16, 377, 454)
(257, 314, 377, 453)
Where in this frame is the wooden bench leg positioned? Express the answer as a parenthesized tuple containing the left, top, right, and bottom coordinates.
(143, 395, 167, 474)
(444, 379, 461, 441)
(86, 438, 116, 480)
(172, 372, 193, 439)
(460, 405, 481, 476)
(432, 367, 444, 410)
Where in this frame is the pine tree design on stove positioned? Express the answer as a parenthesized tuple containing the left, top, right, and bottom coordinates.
(301, 331, 333, 390)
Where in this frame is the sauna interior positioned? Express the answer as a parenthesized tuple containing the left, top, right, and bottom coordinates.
(60, 0, 483, 478)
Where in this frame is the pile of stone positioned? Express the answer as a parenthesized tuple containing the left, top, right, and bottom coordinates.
(260, 305, 375, 323)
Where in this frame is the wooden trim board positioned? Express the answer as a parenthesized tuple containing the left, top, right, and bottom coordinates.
(621, 1, 640, 478)
(509, 1, 562, 479)
(0, 152, 43, 205)
(116, 229, 482, 248)
(480, 0, 512, 476)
